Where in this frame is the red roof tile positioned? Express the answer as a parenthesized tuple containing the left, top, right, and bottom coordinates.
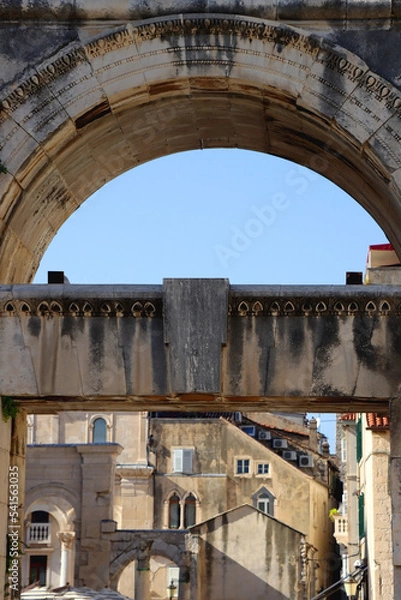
(366, 413, 390, 429)
(341, 413, 356, 421)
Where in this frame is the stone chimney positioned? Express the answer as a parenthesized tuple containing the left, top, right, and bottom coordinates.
(309, 417, 318, 452)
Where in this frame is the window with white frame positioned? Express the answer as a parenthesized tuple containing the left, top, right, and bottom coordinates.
(236, 458, 250, 475)
(252, 487, 275, 517)
(173, 448, 193, 474)
(256, 462, 270, 475)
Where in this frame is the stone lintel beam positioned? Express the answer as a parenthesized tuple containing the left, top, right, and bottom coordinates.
(0, 0, 397, 22)
(163, 279, 229, 395)
(0, 283, 400, 412)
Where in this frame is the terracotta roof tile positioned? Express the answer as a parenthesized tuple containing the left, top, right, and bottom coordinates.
(341, 413, 356, 421)
(366, 413, 390, 429)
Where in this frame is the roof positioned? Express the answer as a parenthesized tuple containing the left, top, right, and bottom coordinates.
(341, 413, 389, 429)
(366, 413, 390, 429)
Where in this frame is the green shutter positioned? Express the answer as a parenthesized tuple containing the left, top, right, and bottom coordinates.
(358, 492, 365, 539)
(356, 417, 363, 462)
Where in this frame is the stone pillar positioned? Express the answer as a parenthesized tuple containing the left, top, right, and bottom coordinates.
(135, 541, 152, 600)
(178, 551, 192, 600)
(57, 532, 75, 586)
(390, 398, 401, 596)
(77, 443, 122, 589)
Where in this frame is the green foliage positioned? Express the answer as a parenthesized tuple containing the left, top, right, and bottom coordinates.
(1, 396, 19, 422)
(0, 161, 7, 175)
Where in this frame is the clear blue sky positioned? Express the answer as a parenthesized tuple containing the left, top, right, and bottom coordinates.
(34, 149, 388, 450)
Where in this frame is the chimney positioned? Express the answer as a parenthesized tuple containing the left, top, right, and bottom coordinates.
(309, 417, 318, 452)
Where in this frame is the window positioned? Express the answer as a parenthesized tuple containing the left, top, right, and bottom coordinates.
(31, 511, 49, 523)
(173, 449, 193, 474)
(29, 555, 47, 586)
(257, 493, 271, 515)
(236, 458, 250, 474)
(93, 418, 107, 443)
(252, 487, 275, 517)
(257, 463, 270, 475)
(184, 494, 197, 528)
(169, 494, 180, 529)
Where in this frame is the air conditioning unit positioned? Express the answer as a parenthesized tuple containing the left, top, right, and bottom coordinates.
(282, 450, 297, 461)
(272, 439, 288, 449)
(258, 430, 271, 441)
(234, 412, 242, 423)
(299, 455, 313, 468)
(240, 425, 256, 437)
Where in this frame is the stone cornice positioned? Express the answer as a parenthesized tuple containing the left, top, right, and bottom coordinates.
(0, 0, 397, 22)
(1, 284, 400, 317)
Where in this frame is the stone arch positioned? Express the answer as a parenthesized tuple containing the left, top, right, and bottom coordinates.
(109, 533, 187, 589)
(25, 483, 78, 530)
(1, 15, 401, 283)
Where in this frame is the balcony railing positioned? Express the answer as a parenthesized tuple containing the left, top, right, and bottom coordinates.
(333, 514, 348, 545)
(28, 523, 51, 545)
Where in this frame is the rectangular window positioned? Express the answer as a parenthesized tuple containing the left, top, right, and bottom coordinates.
(257, 463, 270, 475)
(173, 449, 193, 474)
(236, 458, 250, 474)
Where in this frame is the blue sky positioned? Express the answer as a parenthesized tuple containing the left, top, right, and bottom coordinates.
(34, 148, 388, 449)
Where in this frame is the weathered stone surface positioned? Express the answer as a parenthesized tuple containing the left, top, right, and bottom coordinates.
(1, 14, 401, 280)
(0, 282, 399, 413)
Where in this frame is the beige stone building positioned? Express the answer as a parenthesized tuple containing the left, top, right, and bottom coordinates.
(22, 410, 339, 599)
(335, 412, 392, 599)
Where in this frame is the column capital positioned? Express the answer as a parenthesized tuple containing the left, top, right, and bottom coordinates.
(57, 531, 76, 549)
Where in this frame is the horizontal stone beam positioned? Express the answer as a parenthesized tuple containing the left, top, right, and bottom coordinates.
(0, 282, 399, 413)
(0, 0, 398, 21)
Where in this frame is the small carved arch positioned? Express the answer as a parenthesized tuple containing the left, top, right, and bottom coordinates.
(144, 301, 156, 317)
(365, 301, 377, 313)
(132, 301, 143, 317)
(302, 301, 313, 314)
(270, 301, 281, 314)
(68, 302, 80, 315)
(238, 301, 249, 316)
(333, 301, 345, 313)
(5, 302, 15, 314)
(348, 301, 359, 313)
(37, 301, 50, 315)
(100, 302, 112, 315)
(252, 301, 263, 315)
(316, 301, 327, 314)
(284, 301, 295, 314)
(83, 302, 94, 315)
(50, 301, 63, 314)
(380, 300, 391, 313)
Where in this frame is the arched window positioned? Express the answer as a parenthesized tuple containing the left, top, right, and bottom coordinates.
(252, 487, 275, 517)
(257, 493, 271, 515)
(184, 494, 196, 528)
(169, 494, 181, 529)
(92, 418, 107, 443)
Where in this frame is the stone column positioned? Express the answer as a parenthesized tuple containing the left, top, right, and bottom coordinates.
(390, 398, 401, 596)
(178, 551, 192, 600)
(135, 541, 152, 600)
(77, 443, 122, 589)
(57, 532, 75, 586)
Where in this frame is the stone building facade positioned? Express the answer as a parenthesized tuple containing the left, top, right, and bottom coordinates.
(22, 411, 339, 599)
